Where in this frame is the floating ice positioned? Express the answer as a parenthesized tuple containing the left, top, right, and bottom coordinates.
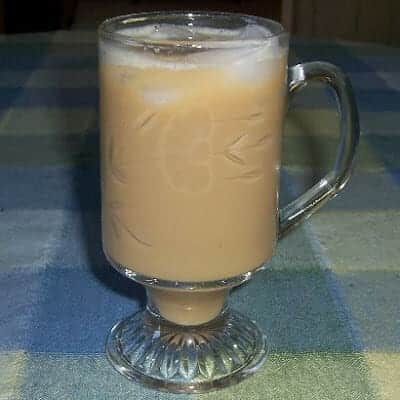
(142, 88, 179, 105)
(100, 23, 286, 71)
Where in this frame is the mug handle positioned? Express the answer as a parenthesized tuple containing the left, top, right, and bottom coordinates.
(279, 62, 360, 239)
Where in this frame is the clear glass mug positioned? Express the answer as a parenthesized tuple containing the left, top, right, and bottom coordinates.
(99, 11, 359, 393)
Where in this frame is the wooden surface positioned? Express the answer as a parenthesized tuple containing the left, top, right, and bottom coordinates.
(1, 0, 398, 45)
(293, 0, 400, 46)
(281, 0, 294, 31)
(72, 0, 283, 29)
(72, 0, 399, 45)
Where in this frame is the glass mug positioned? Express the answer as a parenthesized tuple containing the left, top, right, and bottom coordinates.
(99, 12, 359, 393)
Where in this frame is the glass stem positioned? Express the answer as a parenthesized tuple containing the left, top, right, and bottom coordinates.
(146, 287, 230, 326)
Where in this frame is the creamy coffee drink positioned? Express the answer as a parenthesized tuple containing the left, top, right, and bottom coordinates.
(100, 24, 287, 324)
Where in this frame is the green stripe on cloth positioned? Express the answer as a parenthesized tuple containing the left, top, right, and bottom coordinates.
(285, 109, 340, 137)
(45, 43, 96, 56)
(311, 210, 400, 273)
(26, 69, 98, 88)
(0, 43, 49, 53)
(367, 135, 400, 170)
(0, 210, 65, 270)
(366, 352, 400, 400)
(51, 30, 98, 44)
(337, 42, 400, 57)
(0, 33, 54, 44)
(197, 352, 377, 400)
(310, 210, 400, 351)
(266, 225, 322, 272)
(231, 268, 356, 353)
(0, 108, 96, 136)
(285, 109, 400, 136)
(0, 134, 97, 165)
(288, 170, 400, 212)
(0, 69, 97, 88)
(282, 135, 383, 171)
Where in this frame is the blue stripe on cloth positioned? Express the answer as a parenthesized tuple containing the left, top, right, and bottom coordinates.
(354, 89, 400, 112)
(0, 54, 47, 70)
(38, 44, 97, 69)
(0, 41, 49, 71)
(231, 267, 358, 352)
(292, 42, 350, 55)
(356, 55, 400, 72)
(285, 172, 365, 351)
(0, 132, 98, 165)
(0, 43, 96, 69)
(0, 44, 50, 116)
(346, 72, 392, 91)
(50, 210, 106, 270)
(0, 166, 100, 211)
(0, 88, 98, 108)
(0, 70, 35, 88)
(387, 169, 400, 185)
(0, 265, 145, 353)
(41, 55, 97, 69)
(0, 268, 42, 350)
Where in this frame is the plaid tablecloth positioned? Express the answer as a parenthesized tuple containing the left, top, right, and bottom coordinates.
(1, 30, 399, 400)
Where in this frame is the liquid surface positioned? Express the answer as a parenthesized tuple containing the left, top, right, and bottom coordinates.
(100, 23, 285, 69)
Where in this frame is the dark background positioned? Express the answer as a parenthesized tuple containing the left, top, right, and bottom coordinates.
(1, 0, 400, 46)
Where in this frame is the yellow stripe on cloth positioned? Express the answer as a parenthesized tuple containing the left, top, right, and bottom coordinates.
(0, 351, 27, 400)
(366, 352, 400, 400)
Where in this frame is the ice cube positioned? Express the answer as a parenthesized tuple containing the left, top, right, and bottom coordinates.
(237, 24, 273, 40)
(151, 24, 193, 41)
(121, 24, 193, 41)
(231, 56, 286, 83)
(142, 88, 179, 105)
(226, 42, 286, 84)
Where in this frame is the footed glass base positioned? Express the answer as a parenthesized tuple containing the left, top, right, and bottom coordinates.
(106, 308, 267, 393)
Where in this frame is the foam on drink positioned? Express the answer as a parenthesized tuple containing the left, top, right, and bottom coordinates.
(100, 23, 285, 70)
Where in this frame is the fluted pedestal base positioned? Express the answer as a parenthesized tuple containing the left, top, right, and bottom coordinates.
(106, 307, 267, 393)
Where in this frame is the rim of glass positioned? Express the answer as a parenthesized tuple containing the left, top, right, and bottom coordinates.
(98, 11, 287, 48)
